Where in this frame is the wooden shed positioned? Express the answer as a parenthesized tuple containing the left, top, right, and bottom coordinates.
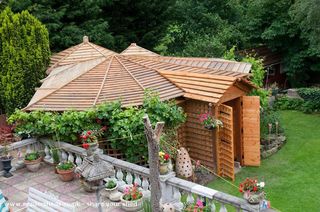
(25, 37, 260, 180)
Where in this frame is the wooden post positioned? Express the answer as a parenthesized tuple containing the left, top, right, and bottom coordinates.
(143, 114, 164, 212)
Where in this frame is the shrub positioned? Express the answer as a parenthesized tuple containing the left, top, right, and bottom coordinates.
(56, 161, 74, 171)
(9, 92, 186, 163)
(25, 152, 40, 161)
(0, 8, 50, 114)
(273, 97, 304, 111)
(298, 88, 320, 113)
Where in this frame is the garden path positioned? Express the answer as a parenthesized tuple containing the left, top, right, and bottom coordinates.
(0, 163, 125, 212)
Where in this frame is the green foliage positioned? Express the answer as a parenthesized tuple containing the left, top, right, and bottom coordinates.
(224, 47, 270, 108)
(274, 97, 304, 111)
(0, 7, 50, 114)
(11, 0, 175, 52)
(25, 152, 40, 161)
(155, 0, 244, 57)
(260, 108, 283, 140)
(9, 93, 186, 163)
(143, 200, 152, 212)
(105, 180, 117, 189)
(56, 161, 74, 171)
(51, 147, 60, 164)
(274, 88, 320, 113)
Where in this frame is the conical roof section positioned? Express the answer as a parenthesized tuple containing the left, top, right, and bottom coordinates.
(120, 43, 159, 56)
(47, 36, 116, 74)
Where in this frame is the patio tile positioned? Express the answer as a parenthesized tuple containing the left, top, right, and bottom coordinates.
(2, 186, 20, 198)
(54, 182, 80, 193)
(3, 175, 25, 185)
(33, 173, 57, 183)
(13, 179, 38, 191)
(8, 191, 28, 203)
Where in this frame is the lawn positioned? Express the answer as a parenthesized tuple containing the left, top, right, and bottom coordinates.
(207, 111, 320, 212)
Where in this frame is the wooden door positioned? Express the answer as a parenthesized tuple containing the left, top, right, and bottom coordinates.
(217, 104, 235, 181)
(241, 96, 260, 166)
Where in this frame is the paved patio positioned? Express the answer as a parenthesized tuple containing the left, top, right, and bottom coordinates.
(0, 163, 124, 212)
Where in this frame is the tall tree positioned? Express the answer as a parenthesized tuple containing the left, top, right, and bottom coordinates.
(155, 0, 244, 57)
(241, 0, 320, 86)
(0, 7, 50, 114)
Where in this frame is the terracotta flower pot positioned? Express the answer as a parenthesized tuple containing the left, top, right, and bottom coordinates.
(159, 163, 169, 175)
(120, 194, 143, 211)
(243, 191, 265, 204)
(56, 168, 75, 182)
(24, 157, 42, 172)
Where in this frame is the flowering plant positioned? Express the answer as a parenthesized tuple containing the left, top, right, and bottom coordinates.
(159, 151, 170, 164)
(80, 127, 107, 149)
(184, 199, 211, 212)
(123, 183, 143, 201)
(239, 178, 265, 193)
(198, 113, 223, 129)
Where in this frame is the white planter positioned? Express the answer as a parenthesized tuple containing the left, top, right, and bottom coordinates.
(120, 194, 143, 211)
(105, 184, 121, 201)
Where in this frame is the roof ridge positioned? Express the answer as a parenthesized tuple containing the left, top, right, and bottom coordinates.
(115, 55, 145, 90)
(47, 42, 85, 74)
(94, 56, 114, 105)
(87, 42, 117, 57)
(120, 43, 158, 56)
(25, 57, 110, 110)
(126, 55, 250, 76)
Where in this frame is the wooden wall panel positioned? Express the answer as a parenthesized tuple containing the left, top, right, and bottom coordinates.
(241, 96, 260, 166)
(181, 100, 216, 169)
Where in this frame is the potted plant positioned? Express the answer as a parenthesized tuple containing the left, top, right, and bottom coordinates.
(105, 179, 121, 201)
(121, 183, 143, 211)
(56, 161, 75, 182)
(239, 178, 265, 204)
(159, 151, 170, 175)
(80, 128, 105, 156)
(0, 143, 13, 178)
(24, 151, 42, 172)
(184, 199, 211, 212)
(198, 113, 223, 130)
(51, 147, 60, 174)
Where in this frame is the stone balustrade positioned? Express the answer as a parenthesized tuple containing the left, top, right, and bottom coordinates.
(1, 138, 259, 212)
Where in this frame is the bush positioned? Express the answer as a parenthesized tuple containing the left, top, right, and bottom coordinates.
(0, 8, 50, 114)
(9, 92, 186, 163)
(274, 88, 320, 113)
(273, 97, 304, 111)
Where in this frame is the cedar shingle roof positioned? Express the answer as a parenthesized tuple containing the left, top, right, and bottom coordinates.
(25, 41, 254, 111)
(47, 36, 116, 74)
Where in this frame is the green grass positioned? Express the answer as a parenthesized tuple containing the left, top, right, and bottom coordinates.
(207, 111, 320, 212)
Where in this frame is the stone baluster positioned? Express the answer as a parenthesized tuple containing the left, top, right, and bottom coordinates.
(125, 171, 133, 185)
(26, 144, 32, 154)
(75, 154, 83, 166)
(219, 203, 227, 212)
(134, 174, 142, 186)
(67, 152, 74, 163)
(187, 192, 194, 204)
(61, 150, 68, 162)
(44, 145, 53, 164)
(116, 168, 126, 190)
(141, 177, 151, 199)
(172, 187, 183, 211)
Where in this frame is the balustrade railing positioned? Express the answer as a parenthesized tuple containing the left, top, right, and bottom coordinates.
(1, 138, 259, 212)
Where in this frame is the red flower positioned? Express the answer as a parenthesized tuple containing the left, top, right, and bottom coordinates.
(239, 188, 243, 193)
(253, 186, 258, 192)
(101, 126, 107, 131)
(87, 131, 92, 135)
(83, 135, 88, 140)
(96, 118, 102, 124)
(82, 143, 89, 149)
(164, 153, 170, 160)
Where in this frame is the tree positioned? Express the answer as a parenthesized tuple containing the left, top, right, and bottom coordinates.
(155, 0, 244, 57)
(11, 0, 175, 52)
(241, 0, 320, 86)
(0, 7, 50, 114)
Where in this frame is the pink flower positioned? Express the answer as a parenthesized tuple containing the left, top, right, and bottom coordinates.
(124, 187, 130, 195)
(196, 200, 204, 208)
